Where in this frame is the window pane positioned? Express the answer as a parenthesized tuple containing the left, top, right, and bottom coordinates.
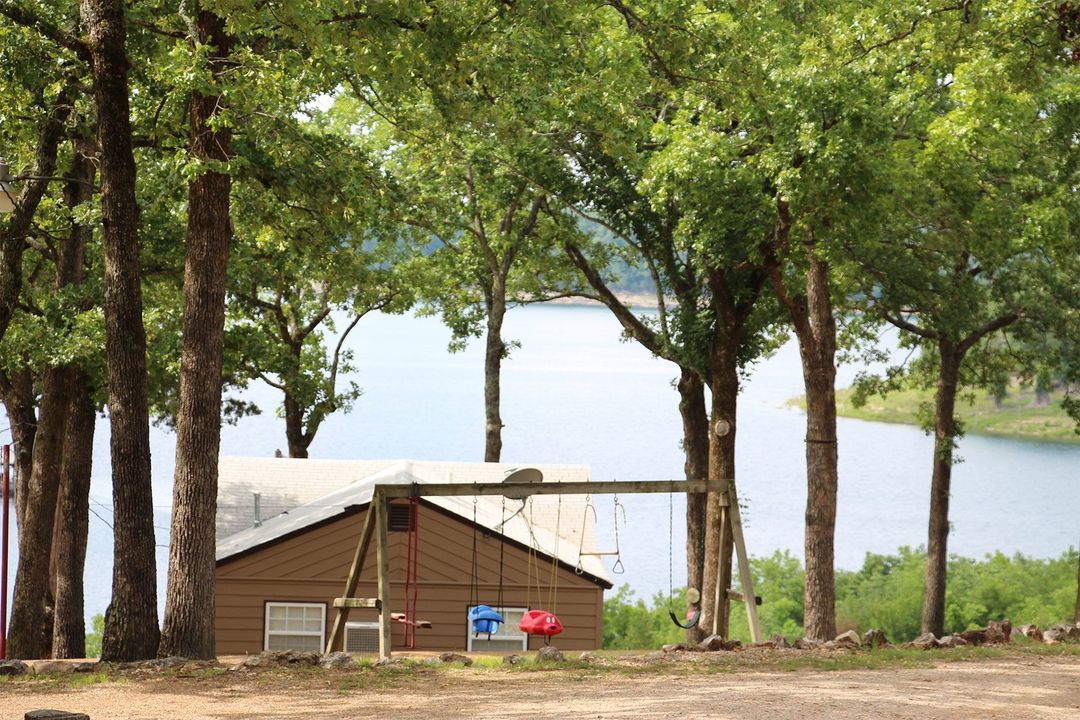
(267, 634, 290, 651)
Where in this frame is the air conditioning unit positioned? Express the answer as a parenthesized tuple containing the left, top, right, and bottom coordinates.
(344, 622, 379, 653)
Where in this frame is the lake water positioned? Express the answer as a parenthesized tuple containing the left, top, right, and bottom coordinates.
(3, 303, 1079, 624)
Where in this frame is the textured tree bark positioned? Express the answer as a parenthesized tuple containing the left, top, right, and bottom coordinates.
(1074, 552, 1080, 625)
(677, 367, 709, 642)
(0, 368, 37, 531)
(159, 5, 234, 661)
(6, 367, 73, 658)
(483, 280, 507, 463)
(700, 330, 738, 638)
(283, 391, 312, 458)
(50, 148, 97, 659)
(51, 372, 95, 658)
(921, 345, 961, 637)
(82, 0, 159, 661)
(797, 255, 839, 641)
(765, 211, 842, 641)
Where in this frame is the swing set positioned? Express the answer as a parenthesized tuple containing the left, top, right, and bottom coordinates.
(325, 474, 761, 659)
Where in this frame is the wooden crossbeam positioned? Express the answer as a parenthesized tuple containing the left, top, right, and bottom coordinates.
(726, 590, 763, 606)
(333, 597, 380, 609)
(377, 478, 724, 499)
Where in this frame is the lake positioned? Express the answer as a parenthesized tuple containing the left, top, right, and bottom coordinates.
(4, 303, 1079, 623)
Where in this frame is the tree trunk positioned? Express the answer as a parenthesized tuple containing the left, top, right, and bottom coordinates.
(797, 255, 838, 641)
(921, 344, 961, 637)
(82, 0, 159, 661)
(283, 391, 310, 458)
(50, 148, 96, 659)
(1074, 547, 1080, 625)
(159, 5, 233, 661)
(6, 367, 73, 658)
(483, 284, 507, 463)
(51, 371, 95, 658)
(701, 333, 738, 638)
(677, 366, 709, 642)
(0, 368, 37, 531)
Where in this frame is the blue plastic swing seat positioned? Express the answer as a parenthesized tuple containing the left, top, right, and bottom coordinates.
(467, 604, 505, 635)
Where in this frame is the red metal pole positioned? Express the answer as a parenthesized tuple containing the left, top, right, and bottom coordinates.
(1, 443, 9, 660)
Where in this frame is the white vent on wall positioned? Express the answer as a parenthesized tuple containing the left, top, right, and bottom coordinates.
(345, 622, 379, 653)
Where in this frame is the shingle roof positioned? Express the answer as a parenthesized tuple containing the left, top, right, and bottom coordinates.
(216, 458, 611, 586)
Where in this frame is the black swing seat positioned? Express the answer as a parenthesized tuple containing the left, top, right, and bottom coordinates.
(668, 607, 701, 630)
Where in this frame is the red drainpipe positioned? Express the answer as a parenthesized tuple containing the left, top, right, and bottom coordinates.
(1, 443, 9, 659)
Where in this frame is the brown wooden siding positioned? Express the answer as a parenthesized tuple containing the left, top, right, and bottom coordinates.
(216, 501, 605, 655)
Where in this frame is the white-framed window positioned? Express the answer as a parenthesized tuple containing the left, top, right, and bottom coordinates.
(264, 602, 326, 652)
(466, 606, 528, 652)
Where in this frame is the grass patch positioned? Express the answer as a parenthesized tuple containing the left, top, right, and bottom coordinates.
(0, 671, 118, 689)
(788, 383, 1080, 443)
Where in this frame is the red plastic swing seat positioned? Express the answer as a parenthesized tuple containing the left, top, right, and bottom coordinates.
(518, 609, 563, 637)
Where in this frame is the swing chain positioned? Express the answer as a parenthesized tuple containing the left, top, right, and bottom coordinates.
(612, 494, 625, 574)
(575, 493, 592, 575)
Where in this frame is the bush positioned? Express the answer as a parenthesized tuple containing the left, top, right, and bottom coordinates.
(602, 548, 1079, 648)
(836, 548, 1078, 641)
(602, 585, 689, 649)
(85, 613, 104, 658)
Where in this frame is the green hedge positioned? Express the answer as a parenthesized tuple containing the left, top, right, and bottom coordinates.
(604, 548, 1079, 648)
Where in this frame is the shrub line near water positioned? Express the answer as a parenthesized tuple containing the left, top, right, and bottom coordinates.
(604, 548, 1080, 648)
(788, 384, 1080, 444)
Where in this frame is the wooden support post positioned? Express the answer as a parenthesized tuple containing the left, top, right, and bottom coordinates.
(712, 504, 728, 637)
(375, 490, 392, 660)
(325, 505, 377, 654)
(727, 478, 762, 643)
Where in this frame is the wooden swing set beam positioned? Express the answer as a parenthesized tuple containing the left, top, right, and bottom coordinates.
(377, 477, 724, 500)
(326, 478, 761, 660)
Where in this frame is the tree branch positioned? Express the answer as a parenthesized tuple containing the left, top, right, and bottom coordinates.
(0, 1, 90, 60)
(957, 312, 1020, 354)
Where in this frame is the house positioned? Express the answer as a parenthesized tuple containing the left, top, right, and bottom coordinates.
(214, 458, 613, 655)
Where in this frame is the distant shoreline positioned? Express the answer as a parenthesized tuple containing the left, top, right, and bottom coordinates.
(542, 292, 661, 310)
(787, 385, 1080, 445)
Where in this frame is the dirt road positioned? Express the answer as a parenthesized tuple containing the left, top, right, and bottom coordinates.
(3, 654, 1079, 719)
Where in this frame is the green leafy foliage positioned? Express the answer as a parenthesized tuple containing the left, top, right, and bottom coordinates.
(602, 585, 687, 650)
(85, 613, 105, 658)
(604, 548, 1079, 648)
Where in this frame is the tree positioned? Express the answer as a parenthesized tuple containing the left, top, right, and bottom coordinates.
(0, 5, 100, 660)
(850, 6, 1080, 636)
(353, 88, 586, 463)
(81, 0, 160, 660)
(159, 1, 235, 660)
(0, 104, 103, 661)
(552, 1, 783, 639)
(229, 110, 412, 458)
(395, 0, 784, 637)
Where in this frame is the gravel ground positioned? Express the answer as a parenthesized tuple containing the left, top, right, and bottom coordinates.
(2, 653, 1079, 719)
